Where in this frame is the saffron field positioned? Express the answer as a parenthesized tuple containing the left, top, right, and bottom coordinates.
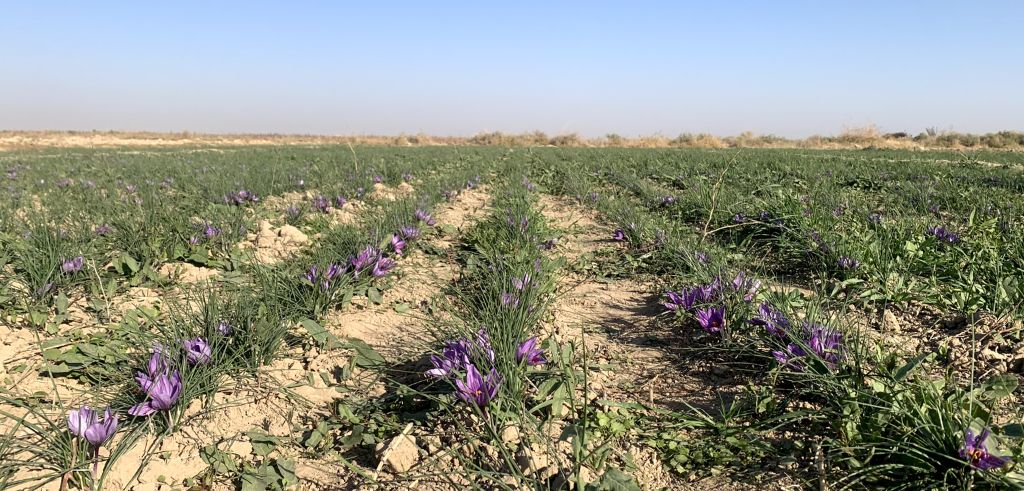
(1, 145, 1023, 490)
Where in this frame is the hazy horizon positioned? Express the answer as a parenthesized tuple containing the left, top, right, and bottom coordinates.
(3, 1, 1023, 138)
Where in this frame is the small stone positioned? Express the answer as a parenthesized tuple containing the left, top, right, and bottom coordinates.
(981, 348, 1007, 361)
(882, 310, 901, 333)
(500, 425, 521, 445)
(376, 434, 419, 473)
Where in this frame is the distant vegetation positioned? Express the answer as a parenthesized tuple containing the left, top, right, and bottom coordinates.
(2, 125, 1024, 150)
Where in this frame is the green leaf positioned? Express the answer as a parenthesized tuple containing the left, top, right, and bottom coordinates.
(392, 302, 410, 313)
(982, 375, 1018, 400)
(366, 286, 382, 305)
(54, 293, 69, 314)
(345, 338, 385, 368)
(893, 352, 929, 381)
(300, 318, 337, 346)
(586, 467, 642, 491)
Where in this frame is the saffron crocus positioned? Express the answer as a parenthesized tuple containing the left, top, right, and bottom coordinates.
(695, 251, 709, 264)
(373, 175, 383, 184)
(733, 213, 747, 223)
(129, 371, 182, 416)
(350, 246, 379, 274)
(414, 208, 436, 226)
(515, 337, 546, 366)
(661, 196, 675, 205)
(926, 225, 961, 244)
(135, 350, 169, 392)
(61, 256, 84, 274)
(695, 306, 726, 333)
(95, 224, 113, 236)
(867, 213, 883, 225)
(749, 303, 791, 337)
(372, 257, 396, 277)
(774, 322, 844, 371)
(399, 226, 420, 240)
(500, 292, 520, 307)
(402, 172, 413, 182)
(838, 256, 861, 270)
(390, 234, 406, 256)
(182, 337, 211, 365)
(426, 339, 473, 378)
(612, 229, 626, 241)
(334, 195, 347, 207)
(455, 365, 501, 409)
(217, 320, 233, 336)
(512, 273, 532, 291)
(960, 428, 1011, 470)
(188, 236, 202, 246)
(286, 206, 301, 218)
(312, 196, 330, 213)
(68, 406, 119, 449)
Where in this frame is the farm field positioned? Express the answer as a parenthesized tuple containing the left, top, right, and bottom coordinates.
(1, 144, 1023, 490)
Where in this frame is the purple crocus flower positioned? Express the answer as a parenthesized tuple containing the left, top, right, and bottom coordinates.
(61, 256, 84, 274)
(540, 238, 558, 250)
(695, 306, 726, 333)
(960, 428, 1011, 470)
(355, 186, 365, 197)
(95, 224, 114, 236)
(661, 196, 675, 205)
(455, 364, 501, 409)
(129, 370, 182, 416)
(414, 208, 436, 226)
(663, 291, 687, 312)
(500, 292, 520, 307)
(867, 213, 883, 225)
(217, 320, 233, 336)
(838, 256, 861, 270)
(733, 213, 747, 223)
(349, 246, 379, 274)
(202, 223, 221, 239)
(135, 350, 169, 392)
(372, 257, 396, 277)
(512, 273, 532, 291)
(399, 226, 420, 240)
(612, 229, 626, 241)
(334, 195, 347, 207)
(188, 236, 202, 246)
(402, 172, 413, 182)
(695, 251, 709, 264)
(373, 175, 383, 184)
(515, 337, 546, 366)
(926, 225, 961, 244)
(426, 339, 472, 378)
(390, 234, 406, 256)
(182, 337, 212, 365)
(749, 303, 791, 337)
(286, 206, 300, 218)
(68, 406, 119, 449)
(312, 196, 330, 213)
(466, 180, 475, 189)
(774, 322, 844, 371)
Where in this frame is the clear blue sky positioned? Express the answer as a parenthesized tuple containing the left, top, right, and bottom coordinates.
(2, 1, 1022, 137)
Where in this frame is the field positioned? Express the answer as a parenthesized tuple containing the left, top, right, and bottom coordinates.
(1, 144, 1023, 490)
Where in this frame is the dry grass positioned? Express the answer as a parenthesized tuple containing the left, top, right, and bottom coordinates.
(1, 127, 1022, 152)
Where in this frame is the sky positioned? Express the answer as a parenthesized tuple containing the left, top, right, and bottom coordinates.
(1, 1, 1022, 138)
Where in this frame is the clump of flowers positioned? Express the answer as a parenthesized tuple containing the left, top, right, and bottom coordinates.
(426, 329, 495, 379)
(612, 229, 626, 241)
(415, 208, 436, 226)
(926, 225, 961, 244)
(456, 365, 502, 410)
(334, 195, 347, 208)
(771, 321, 844, 371)
(749, 302, 791, 336)
(129, 350, 183, 416)
(695, 306, 726, 333)
(312, 196, 330, 213)
(61, 256, 84, 274)
(838, 256, 861, 270)
(223, 189, 259, 206)
(960, 428, 1010, 470)
(304, 263, 344, 291)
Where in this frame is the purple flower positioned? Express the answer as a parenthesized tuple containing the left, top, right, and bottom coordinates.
(774, 322, 844, 371)
(833, 205, 846, 217)
(349, 246, 380, 274)
(612, 229, 626, 241)
(415, 208, 436, 226)
(733, 213, 747, 224)
(867, 213, 883, 225)
(455, 364, 501, 409)
(286, 206, 300, 218)
(312, 196, 330, 213)
(202, 223, 221, 239)
(926, 225, 960, 244)
(540, 238, 558, 250)
(663, 291, 687, 312)
(466, 180, 475, 189)
(373, 175, 383, 184)
(390, 234, 406, 256)
(182, 337, 211, 365)
(749, 303, 791, 337)
(356, 186, 365, 197)
(695, 306, 726, 333)
(695, 251, 709, 264)
(61, 256, 84, 274)
(402, 172, 414, 182)
(515, 337, 546, 366)
(129, 370, 182, 416)
(512, 273, 532, 291)
(399, 225, 420, 240)
(838, 256, 861, 270)
(188, 236, 202, 246)
(135, 350, 170, 393)
(500, 292, 520, 307)
(33, 282, 54, 298)
(661, 196, 675, 205)
(372, 257, 396, 278)
(426, 339, 472, 378)
(334, 195, 347, 207)
(960, 428, 1011, 470)
(224, 189, 258, 206)
(95, 224, 114, 236)
(68, 406, 119, 449)
(217, 320, 233, 336)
